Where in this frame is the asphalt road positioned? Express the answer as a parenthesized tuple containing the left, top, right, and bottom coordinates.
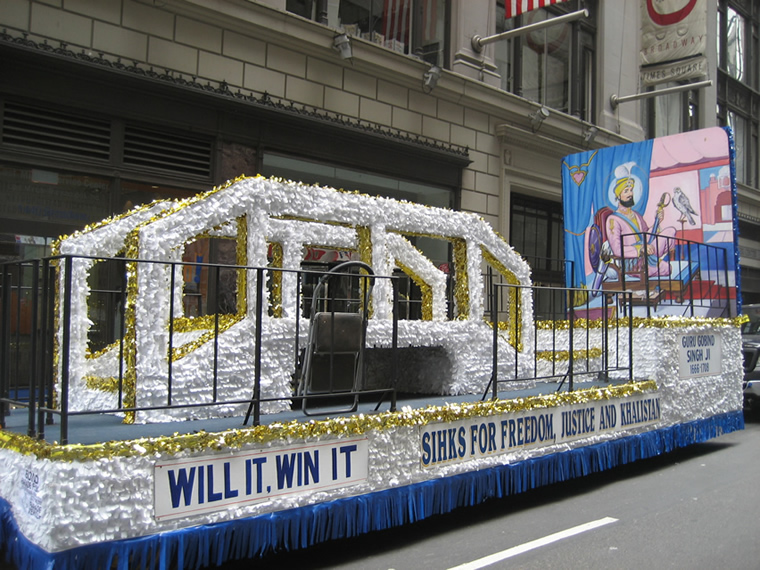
(229, 409, 760, 570)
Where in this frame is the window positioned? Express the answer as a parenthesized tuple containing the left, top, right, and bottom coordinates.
(261, 153, 453, 209)
(717, 1, 760, 187)
(494, 0, 596, 120)
(287, 0, 449, 67)
(647, 82, 700, 138)
(262, 153, 456, 320)
(725, 109, 759, 186)
(509, 194, 564, 286)
(726, 6, 746, 82)
(182, 237, 240, 318)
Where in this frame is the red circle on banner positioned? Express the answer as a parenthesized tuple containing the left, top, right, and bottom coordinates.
(646, 0, 698, 27)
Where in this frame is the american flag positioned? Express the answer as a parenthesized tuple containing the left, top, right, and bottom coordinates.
(384, 0, 438, 43)
(505, 0, 570, 19)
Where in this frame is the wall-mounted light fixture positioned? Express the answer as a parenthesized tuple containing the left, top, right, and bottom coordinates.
(529, 107, 550, 132)
(423, 65, 441, 92)
(333, 33, 353, 60)
(583, 126, 598, 145)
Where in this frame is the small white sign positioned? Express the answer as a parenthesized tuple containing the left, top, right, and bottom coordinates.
(154, 436, 368, 521)
(19, 467, 42, 520)
(678, 333, 722, 378)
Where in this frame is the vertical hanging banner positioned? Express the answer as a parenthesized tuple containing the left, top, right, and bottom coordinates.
(640, 0, 708, 86)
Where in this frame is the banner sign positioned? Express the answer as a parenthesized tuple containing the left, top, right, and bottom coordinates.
(640, 0, 707, 86)
(154, 437, 368, 520)
(419, 392, 661, 468)
(641, 55, 707, 87)
(678, 332, 723, 377)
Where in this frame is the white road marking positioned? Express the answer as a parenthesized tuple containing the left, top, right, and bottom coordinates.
(447, 516, 619, 570)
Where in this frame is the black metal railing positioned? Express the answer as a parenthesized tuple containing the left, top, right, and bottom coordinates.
(1, 254, 638, 443)
(616, 232, 733, 318)
(0, 255, 399, 443)
(483, 282, 634, 399)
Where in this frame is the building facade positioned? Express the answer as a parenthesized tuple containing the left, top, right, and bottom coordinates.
(1, 0, 759, 301)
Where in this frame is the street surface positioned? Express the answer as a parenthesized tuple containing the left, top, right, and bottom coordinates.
(224, 409, 760, 570)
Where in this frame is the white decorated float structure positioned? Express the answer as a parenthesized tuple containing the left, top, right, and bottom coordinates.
(0, 175, 745, 569)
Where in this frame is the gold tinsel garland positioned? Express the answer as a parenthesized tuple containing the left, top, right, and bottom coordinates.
(170, 315, 243, 361)
(452, 238, 469, 319)
(536, 315, 748, 330)
(268, 241, 284, 318)
(0, 381, 656, 462)
(236, 215, 249, 316)
(481, 246, 523, 350)
(357, 225, 373, 315)
(84, 375, 120, 393)
(536, 347, 604, 361)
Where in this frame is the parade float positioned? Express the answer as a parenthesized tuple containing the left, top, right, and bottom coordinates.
(0, 127, 745, 569)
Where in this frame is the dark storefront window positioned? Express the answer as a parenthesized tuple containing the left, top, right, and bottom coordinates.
(510, 194, 565, 285)
(0, 164, 198, 259)
(0, 165, 110, 232)
(262, 153, 455, 320)
(262, 153, 453, 209)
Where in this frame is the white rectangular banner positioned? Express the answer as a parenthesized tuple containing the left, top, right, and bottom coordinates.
(678, 332, 722, 378)
(640, 0, 707, 86)
(641, 55, 707, 86)
(420, 392, 661, 469)
(154, 436, 368, 520)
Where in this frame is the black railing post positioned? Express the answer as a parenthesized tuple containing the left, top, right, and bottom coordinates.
(491, 282, 498, 400)
(642, 239, 651, 319)
(213, 263, 220, 402)
(514, 285, 520, 384)
(391, 276, 398, 411)
(13, 264, 22, 400)
(601, 283, 609, 382)
(687, 242, 694, 317)
(243, 266, 265, 427)
(43, 260, 55, 429)
(0, 265, 10, 423)
(60, 256, 73, 445)
(628, 292, 634, 380)
(38, 259, 51, 437)
(28, 260, 40, 437)
(253, 267, 264, 426)
(295, 271, 302, 373)
(724, 247, 731, 316)
(167, 262, 176, 405)
(568, 289, 574, 392)
(117, 258, 126, 409)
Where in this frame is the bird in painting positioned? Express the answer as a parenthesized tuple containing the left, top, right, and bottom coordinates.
(673, 187, 698, 225)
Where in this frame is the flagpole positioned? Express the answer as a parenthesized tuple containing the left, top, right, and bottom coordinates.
(610, 80, 713, 109)
(471, 9, 588, 52)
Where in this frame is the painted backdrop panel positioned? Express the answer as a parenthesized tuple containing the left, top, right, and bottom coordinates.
(561, 127, 739, 317)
